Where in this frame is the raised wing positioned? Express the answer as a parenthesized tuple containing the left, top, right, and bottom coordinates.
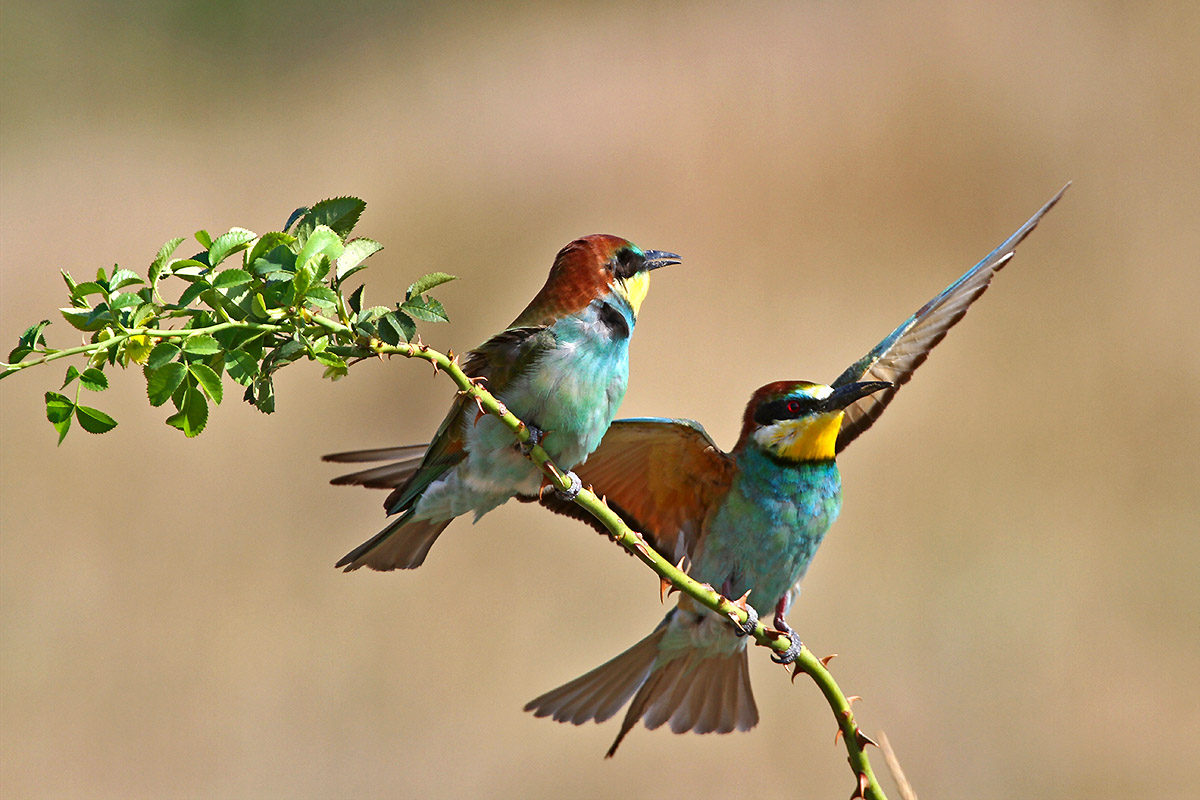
(833, 183, 1068, 452)
(537, 418, 735, 563)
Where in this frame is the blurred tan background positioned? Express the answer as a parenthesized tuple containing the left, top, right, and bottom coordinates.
(2, 1, 1197, 798)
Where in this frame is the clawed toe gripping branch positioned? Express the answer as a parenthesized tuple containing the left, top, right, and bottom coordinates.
(1, 197, 888, 800)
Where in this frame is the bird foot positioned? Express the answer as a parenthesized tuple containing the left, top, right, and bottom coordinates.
(770, 618, 802, 664)
(555, 470, 582, 501)
(518, 424, 545, 456)
(732, 604, 759, 637)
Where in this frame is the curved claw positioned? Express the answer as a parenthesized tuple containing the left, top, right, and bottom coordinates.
(732, 604, 759, 637)
(518, 424, 545, 456)
(771, 632, 802, 664)
(555, 470, 582, 501)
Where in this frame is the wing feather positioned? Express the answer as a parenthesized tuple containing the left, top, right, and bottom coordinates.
(834, 184, 1068, 452)
(538, 418, 735, 562)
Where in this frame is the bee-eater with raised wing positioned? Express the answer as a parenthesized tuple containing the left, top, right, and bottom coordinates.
(526, 185, 1068, 756)
(325, 235, 680, 571)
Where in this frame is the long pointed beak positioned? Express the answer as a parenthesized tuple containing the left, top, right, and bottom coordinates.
(824, 381, 892, 411)
(642, 250, 682, 271)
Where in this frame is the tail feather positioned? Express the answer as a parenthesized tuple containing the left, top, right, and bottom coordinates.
(324, 444, 429, 491)
(525, 627, 666, 726)
(527, 621, 759, 758)
(335, 514, 451, 571)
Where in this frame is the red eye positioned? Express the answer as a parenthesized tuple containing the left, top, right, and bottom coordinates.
(786, 400, 802, 414)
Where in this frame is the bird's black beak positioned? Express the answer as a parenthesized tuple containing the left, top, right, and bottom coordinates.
(642, 250, 682, 271)
(824, 381, 892, 411)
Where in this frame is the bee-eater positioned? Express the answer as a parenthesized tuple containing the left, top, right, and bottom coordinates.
(526, 186, 1067, 756)
(324, 235, 680, 571)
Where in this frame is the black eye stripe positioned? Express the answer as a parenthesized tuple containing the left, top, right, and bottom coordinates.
(612, 248, 644, 280)
(753, 396, 819, 425)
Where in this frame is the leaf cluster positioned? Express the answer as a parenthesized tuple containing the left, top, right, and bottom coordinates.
(3, 197, 456, 441)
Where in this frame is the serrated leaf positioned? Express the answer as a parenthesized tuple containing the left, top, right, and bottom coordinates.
(146, 361, 186, 406)
(195, 229, 213, 249)
(336, 238, 383, 281)
(165, 387, 208, 437)
(188, 363, 223, 404)
(348, 284, 365, 315)
(407, 271, 457, 298)
(246, 232, 297, 270)
(108, 292, 142, 311)
(400, 295, 449, 323)
(249, 376, 275, 414)
(293, 197, 365, 241)
(169, 258, 210, 278)
(45, 391, 74, 444)
(295, 225, 343, 274)
(61, 365, 80, 388)
(109, 269, 144, 290)
(60, 307, 101, 332)
(75, 405, 117, 434)
(313, 351, 346, 369)
(303, 286, 339, 309)
(61, 269, 78, 295)
(71, 281, 108, 299)
(183, 334, 220, 355)
(150, 237, 185, 282)
(79, 367, 108, 391)
(175, 282, 207, 308)
(212, 268, 253, 289)
(12, 319, 51, 360)
(146, 342, 180, 369)
(379, 310, 416, 345)
(125, 334, 155, 365)
(207, 228, 257, 268)
(225, 349, 258, 385)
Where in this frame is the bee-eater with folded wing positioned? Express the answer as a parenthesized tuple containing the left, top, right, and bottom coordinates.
(526, 186, 1068, 756)
(325, 235, 680, 571)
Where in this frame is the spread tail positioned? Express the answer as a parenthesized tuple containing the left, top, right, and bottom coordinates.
(525, 622, 758, 757)
(335, 514, 452, 571)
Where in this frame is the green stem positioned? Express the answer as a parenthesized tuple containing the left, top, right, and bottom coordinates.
(368, 333, 887, 799)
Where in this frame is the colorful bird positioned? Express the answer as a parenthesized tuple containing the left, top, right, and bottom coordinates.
(325, 235, 681, 571)
(526, 185, 1068, 756)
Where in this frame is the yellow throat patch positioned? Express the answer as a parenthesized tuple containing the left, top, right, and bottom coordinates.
(618, 271, 650, 318)
(758, 411, 844, 462)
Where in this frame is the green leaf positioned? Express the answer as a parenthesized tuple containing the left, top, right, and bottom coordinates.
(8, 319, 51, 363)
(71, 281, 108, 299)
(165, 387, 208, 437)
(247, 375, 275, 414)
(183, 334, 220, 355)
(295, 225, 343, 274)
(146, 361, 187, 406)
(379, 310, 416, 344)
(313, 351, 346, 369)
(225, 349, 258, 385)
(108, 292, 142, 311)
(293, 197, 365, 241)
(246, 231, 297, 269)
(169, 258, 210, 278)
(407, 271, 457, 298)
(61, 269, 79, 295)
(75, 405, 117, 434)
(303, 286, 339, 310)
(45, 391, 74, 444)
(146, 342, 181, 369)
(150, 237, 185, 283)
(79, 367, 108, 391)
(61, 365, 80, 389)
(336, 238, 383, 281)
(348, 284, 365, 315)
(195, 229, 213, 249)
(284, 206, 308, 233)
(211, 268, 253, 289)
(60, 307, 102, 332)
(208, 228, 257, 268)
(110, 269, 144, 290)
(188, 363, 223, 404)
(399, 295, 449, 323)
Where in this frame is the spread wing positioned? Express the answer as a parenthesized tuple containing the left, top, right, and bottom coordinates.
(833, 183, 1069, 452)
(537, 418, 735, 564)
(324, 324, 557, 513)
